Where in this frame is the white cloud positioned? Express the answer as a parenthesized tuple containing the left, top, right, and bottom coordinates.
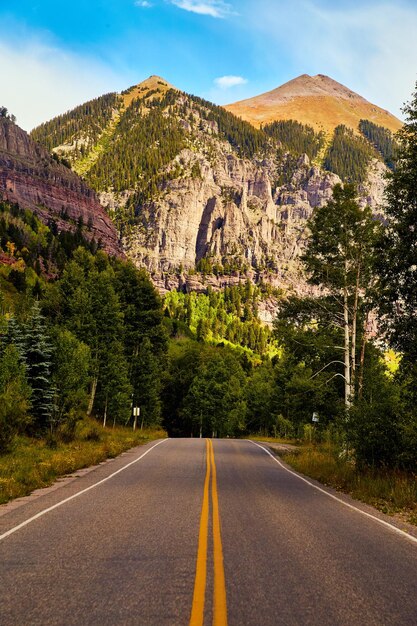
(214, 75, 248, 89)
(170, 0, 234, 18)
(0, 37, 130, 132)
(134, 1, 152, 7)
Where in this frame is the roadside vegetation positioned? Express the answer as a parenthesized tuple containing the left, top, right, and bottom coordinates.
(0, 421, 165, 504)
(2, 84, 417, 518)
(280, 443, 417, 526)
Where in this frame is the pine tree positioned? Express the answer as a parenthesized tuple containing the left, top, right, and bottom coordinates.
(376, 83, 417, 359)
(24, 303, 55, 433)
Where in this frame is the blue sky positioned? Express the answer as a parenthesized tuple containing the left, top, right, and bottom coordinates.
(1, 0, 417, 130)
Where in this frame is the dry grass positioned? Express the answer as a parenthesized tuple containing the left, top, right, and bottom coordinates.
(0, 420, 166, 505)
(226, 95, 402, 135)
(249, 435, 298, 445)
(282, 444, 417, 525)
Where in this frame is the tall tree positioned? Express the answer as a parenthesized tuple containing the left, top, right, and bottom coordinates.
(302, 183, 379, 408)
(50, 328, 91, 434)
(24, 303, 55, 433)
(56, 248, 130, 420)
(376, 83, 417, 360)
(182, 350, 246, 438)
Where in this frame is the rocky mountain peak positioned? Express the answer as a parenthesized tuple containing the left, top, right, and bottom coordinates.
(122, 75, 177, 108)
(28, 77, 395, 296)
(225, 74, 402, 134)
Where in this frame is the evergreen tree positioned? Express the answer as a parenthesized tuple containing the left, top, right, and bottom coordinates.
(264, 119, 325, 160)
(324, 125, 376, 183)
(98, 339, 132, 427)
(359, 119, 397, 170)
(24, 303, 55, 433)
(376, 83, 417, 360)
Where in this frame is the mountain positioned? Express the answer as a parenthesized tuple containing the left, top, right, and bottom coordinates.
(30, 76, 391, 299)
(225, 74, 402, 135)
(0, 115, 122, 257)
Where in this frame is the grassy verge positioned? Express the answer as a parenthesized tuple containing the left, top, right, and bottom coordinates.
(281, 444, 417, 526)
(248, 435, 298, 445)
(0, 419, 166, 505)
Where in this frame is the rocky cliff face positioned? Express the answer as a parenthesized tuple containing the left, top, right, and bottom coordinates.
(119, 145, 385, 295)
(29, 77, 390, 295)
(0, 118, 123, 257)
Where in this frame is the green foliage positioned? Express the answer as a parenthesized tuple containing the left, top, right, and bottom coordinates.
(324, 125, 376, 182)
(133, 337, 162, 427)
(359, 119, 398, 170)
(0, 107, 16, 123)
(300, 182, 380, 422)
(50, 327, 91, 437)
(349, 348, 401, 468)
(0, 201, 167, 449)
(245, 361, 277, 435)
(23, 303, 55, 433)
(0, 344, 31, 451)
(30, 93, 120, 158)
(164, 341, 246, 438)
(302, 183, 378, 291)
(86, 94, 186, 198)
(164, 283, 272, 355)
(264, 119, 326, 160)
(184, 352, 246, 437)
(113, 259, 167, 359)
(0, 201, 100, 282)
(187, 93, 270, 158)
(375, 83, 417, 362)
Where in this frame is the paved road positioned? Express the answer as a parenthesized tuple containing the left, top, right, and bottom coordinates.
(1, 439, 417, 625)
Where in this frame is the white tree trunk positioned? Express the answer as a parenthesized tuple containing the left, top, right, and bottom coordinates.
(87, 376, 98, 417)
(103, 394, 108, 428)
(344, 286, 352, 410)
(351, 262, 361, 395)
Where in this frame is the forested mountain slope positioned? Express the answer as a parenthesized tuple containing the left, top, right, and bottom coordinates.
(31, 76, 396, 295)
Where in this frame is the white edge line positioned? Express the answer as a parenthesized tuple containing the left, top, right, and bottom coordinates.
(248, 440, 417, 547)
(0, 439, 169, 542)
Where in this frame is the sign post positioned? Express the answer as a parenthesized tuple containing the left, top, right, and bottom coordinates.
(133, 406, 140, 431)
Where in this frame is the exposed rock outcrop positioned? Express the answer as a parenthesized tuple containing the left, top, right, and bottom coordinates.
(0, 118, 123, 257)
(118, 145, 385, 295)
(28, 76, 391, 295)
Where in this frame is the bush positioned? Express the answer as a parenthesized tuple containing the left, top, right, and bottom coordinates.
(275, 415, 294, 438)
(349, 391, 401, 469)
(0, 344, 32, 452)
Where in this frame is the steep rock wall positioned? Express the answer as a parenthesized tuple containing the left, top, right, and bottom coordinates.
(0, 118, 123, 257)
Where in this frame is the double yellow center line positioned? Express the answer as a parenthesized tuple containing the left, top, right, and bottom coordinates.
(189, 439, 228, 626)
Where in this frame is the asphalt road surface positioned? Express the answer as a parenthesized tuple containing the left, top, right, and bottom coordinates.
(1, 438, 417, 626)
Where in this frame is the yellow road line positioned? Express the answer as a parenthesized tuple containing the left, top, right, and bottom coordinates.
(209, 439, 228, 626)
(189, 440, 228, 626)
(189, 439, 211, 626)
